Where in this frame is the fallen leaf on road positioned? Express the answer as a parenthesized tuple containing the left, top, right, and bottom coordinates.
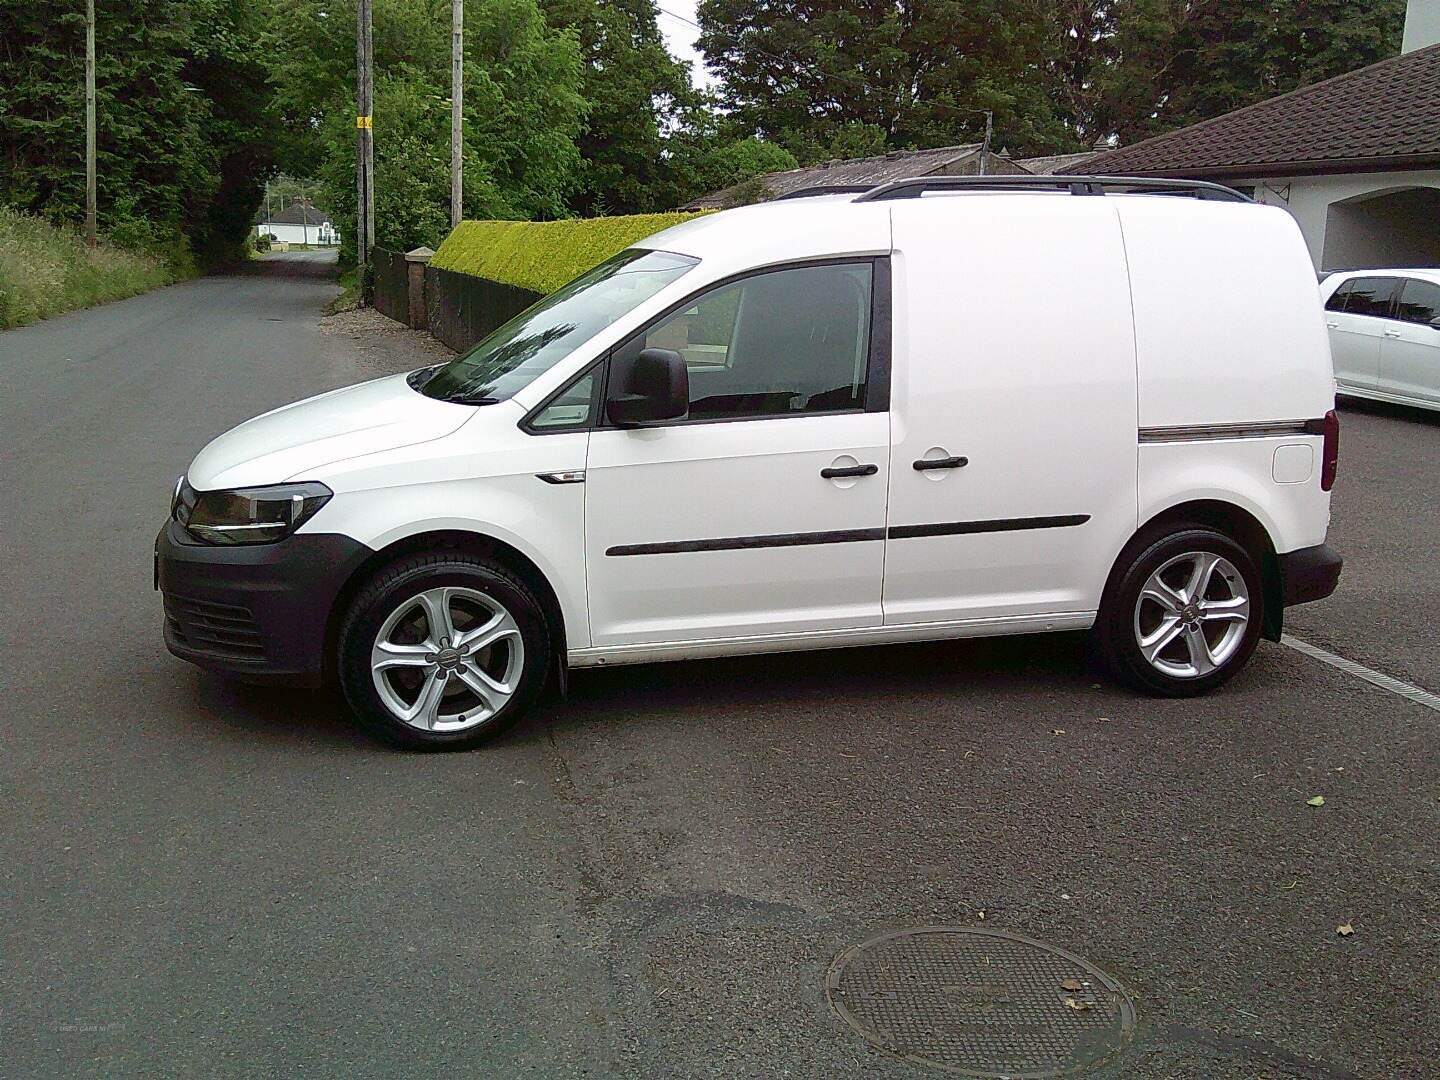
(1060, 978, 1084, 991)
(1337, 922, 1354, 937)
(1280, 880, 1298, 891)
(977, 910, 986, 920)
(1064, 997, 1091, 1011)
(1307, 795, 1325, 807)
(1051, 728, 1066, 736)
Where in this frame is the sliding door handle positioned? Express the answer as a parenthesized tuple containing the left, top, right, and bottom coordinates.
(913, 455, 968, 471)
(820, 463, 879, 479)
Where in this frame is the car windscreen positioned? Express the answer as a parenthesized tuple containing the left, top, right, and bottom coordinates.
(412, 248, 698, 405)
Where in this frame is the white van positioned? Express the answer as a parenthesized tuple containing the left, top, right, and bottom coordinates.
(158, 177, 1343, 750)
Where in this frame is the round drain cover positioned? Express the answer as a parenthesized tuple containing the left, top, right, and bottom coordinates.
(826, 927, 1136, 1078)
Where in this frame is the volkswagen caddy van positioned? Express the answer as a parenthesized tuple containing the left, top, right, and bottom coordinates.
(158, 177, 1343, 750)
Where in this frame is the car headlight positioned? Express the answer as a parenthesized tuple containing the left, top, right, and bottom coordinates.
(172, 478, 333, 545)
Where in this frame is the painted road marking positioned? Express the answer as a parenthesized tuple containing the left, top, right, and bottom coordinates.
(1282, 635, 1440, 714)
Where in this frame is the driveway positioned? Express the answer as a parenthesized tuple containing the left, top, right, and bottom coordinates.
(1, 254, 1435, 1079)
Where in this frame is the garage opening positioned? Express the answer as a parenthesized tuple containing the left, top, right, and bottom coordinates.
(1322, 185, 1440, 270)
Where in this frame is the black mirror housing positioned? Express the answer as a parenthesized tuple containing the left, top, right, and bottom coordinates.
(606, 347, 689, 427)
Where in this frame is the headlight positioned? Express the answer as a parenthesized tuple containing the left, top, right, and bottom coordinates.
(173, 479, 333, 545)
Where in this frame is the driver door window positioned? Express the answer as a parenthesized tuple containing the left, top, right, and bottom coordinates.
(627, 261, 875, 422)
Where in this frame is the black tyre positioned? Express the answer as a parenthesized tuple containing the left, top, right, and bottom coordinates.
(1095, 526, 1263, 697)
(337, 553, 550, 750)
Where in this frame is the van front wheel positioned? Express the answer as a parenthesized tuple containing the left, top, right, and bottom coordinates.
(337, 553, 550, 750)
(1096, 528, 1263, 696)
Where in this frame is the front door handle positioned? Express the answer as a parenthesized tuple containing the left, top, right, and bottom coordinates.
(913, 455, 968, 471)
(1326, 321, 1339, 329)
(820, 463, 878, 479)
(1383, 329, 1402, 338)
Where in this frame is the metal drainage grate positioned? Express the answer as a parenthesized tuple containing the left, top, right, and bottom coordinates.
(826, 927, 1136, 1078)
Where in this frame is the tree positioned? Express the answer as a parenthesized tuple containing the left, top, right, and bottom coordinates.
(268, 0, 587, 262)
(664, 102, 799, 205)
(695, 0, 1076, 163)
(541, 0, 695, 215)
(1, 1, 208, 249)
(1046, 0, 1407, 148)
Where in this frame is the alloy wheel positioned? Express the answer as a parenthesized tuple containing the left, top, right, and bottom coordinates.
(370, 586, 524, 732)
(1132, 551, 1250, 679)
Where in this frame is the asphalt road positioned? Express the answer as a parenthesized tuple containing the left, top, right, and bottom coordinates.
(1, 252, 1436, 1079)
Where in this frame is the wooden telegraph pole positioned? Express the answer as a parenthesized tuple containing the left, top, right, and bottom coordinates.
(356, 0, 375, 290)
(450, 0, 463, 230)
(85, 0, 96, 247)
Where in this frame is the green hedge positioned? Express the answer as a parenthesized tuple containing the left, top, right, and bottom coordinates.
(430, 212, 710, 295)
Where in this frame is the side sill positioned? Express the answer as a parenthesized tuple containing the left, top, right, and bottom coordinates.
(568, 611, 1097, 668)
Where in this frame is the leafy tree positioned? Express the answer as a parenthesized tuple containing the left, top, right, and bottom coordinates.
(695, 0, 1076, 163)
(269, 0, 586, 262)
(0, 0, 276, 264)
(541, 0, 695, 214)
(1046, 0, 1407, 148)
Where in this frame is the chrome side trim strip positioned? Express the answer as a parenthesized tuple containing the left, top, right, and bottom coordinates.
(1139, 419, 1321, 443)
(536, 470, 586, 485)
(568, 611, 1097, 668)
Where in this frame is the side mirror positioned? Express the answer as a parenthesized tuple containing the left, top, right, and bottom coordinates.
(1429, 316, 1440, 331)
(606, 347, 689, 427)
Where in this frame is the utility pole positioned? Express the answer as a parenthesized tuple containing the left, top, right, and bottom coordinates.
(978, 110, 993, 176)
(356, 0, 375, 288)
(85, 0, 96, 247)
(450, 0, 463, 230)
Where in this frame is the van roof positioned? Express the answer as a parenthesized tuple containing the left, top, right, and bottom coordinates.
(639, 175, 1261, 265)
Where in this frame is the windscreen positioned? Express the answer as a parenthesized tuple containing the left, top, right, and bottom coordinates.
(413, 248, 698, 405)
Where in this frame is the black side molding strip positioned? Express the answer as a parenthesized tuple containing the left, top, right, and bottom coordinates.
(607, 528, 885, 557)
(607, 516, 1090, 555)
(888, 515, 1090, 539)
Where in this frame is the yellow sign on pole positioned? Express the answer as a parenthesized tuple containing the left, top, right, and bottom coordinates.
(356, 115, 373, 129)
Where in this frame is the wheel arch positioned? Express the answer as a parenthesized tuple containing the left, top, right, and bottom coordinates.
(1106, 499, 1284, 641)
(323, 529, 570, 690)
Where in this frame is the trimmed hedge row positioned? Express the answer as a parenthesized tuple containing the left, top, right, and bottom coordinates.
(430, 212, 709, 295)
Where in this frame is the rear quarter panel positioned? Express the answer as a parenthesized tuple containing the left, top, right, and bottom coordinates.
(1117, 199, 1334, 427)
(1119, 199, 1334, 554)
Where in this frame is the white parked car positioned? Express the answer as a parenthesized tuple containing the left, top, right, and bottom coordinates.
(158, 177, 1342, 750)
(1321, 269, 1440, 411)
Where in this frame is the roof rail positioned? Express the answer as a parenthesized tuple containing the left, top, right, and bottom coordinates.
(852, 175, 1252, 203)
(772, 184, 878, 201)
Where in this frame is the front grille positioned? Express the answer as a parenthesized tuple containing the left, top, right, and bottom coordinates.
(164, 594, 267, 662)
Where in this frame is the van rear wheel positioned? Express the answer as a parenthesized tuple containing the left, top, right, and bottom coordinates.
(1096, 527, 1263, 696)
(337, 553, 550, 750)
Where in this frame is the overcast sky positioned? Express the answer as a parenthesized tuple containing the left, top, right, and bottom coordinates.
(655, 1, 716, 87)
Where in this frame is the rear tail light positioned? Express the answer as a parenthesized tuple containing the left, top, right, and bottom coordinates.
(1319, 409, 1339, 490)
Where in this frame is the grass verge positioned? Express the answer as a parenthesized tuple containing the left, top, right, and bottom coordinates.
(0, 208, 186, 329)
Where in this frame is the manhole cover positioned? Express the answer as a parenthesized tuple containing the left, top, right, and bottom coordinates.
(826, 927, 1136, 1078)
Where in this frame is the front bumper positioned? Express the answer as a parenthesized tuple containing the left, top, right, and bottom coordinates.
(155, 520, 371, 686)
(1276, 543, 1343, 608)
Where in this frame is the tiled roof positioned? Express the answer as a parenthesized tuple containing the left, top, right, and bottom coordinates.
(1066, 43, 1440, 177)
(684, 144, 984, 208)
(1014, 151, 1102, 175)
(255, 203, 332, 226)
